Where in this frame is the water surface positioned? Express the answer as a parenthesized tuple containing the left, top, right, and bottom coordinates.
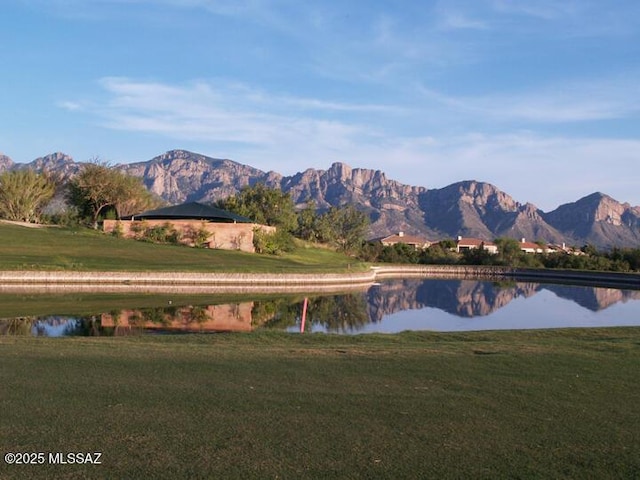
(2, 278, 639, 336)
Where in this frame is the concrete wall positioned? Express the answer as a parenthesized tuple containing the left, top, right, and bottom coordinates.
(103, 219, 275, 253)
(0, 266, 637, 292)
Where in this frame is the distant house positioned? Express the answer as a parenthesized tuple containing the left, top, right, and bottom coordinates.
(455, 236, 499, 254)
(375, 231, 431, 250)
(103, 201, 275, 253)
(519, 238, 551, 254)
(547, 243, 585, 256)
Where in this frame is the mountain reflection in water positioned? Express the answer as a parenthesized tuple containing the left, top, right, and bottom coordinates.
(1, 279, 639, 336)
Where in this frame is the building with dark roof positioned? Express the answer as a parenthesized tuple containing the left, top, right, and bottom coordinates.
(104, 202, 274, 253)
(126, 202, 254, 224)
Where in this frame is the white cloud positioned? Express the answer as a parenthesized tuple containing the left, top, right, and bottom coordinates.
(88, 77, 380, 173)
(490, 0, 580, 20)
(438, 12, 489, 30)
(95, 77, 396, 141)
(56, 100, 84, 111)
(418, 74, 640, 123)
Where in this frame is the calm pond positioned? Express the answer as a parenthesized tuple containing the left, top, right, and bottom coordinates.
(2, 278, 640, 336)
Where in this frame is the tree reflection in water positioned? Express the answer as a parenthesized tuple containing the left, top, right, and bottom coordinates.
(255, 293, 369, 333)
(0, 317, 37, 336)
(0, 316, 108, 336)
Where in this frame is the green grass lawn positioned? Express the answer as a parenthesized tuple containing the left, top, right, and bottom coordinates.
(1, 329, 639, 479)
(0, 223, 365, 273)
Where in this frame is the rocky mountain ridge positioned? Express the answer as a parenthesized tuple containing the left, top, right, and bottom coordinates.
(0, 153, 13, 171)
(367, 279, 640, 321)
(1, 149, 639, 247)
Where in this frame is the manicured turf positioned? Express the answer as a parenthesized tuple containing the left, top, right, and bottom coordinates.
(1, 329, 639, 479)
(0, 223, 365, 272)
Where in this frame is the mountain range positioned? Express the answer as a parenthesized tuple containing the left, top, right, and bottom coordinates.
(1, 149, 639, 248)
(367, 279, 640, 320)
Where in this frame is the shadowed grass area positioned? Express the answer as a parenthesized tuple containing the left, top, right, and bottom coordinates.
(0, 224, 365, 272)
(1, 329, 639, 479)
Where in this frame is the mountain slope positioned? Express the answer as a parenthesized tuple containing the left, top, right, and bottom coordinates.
(417, 181, 565, 242)
(281, 162, 427, 237)
(544, 193, 640, 247)
(120, 150, 275, 204)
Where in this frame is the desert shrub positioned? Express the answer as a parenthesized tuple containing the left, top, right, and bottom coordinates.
(140, 222, 180, 244)
(111, 221, 124, 238)
(130, 221, 148, 240)
(185, 223, 211, 247)
(253, 228, 294, 255)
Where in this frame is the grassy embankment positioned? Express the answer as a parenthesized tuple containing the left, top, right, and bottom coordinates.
(1, 330, 639, 479)
(0, 223, 364, 273)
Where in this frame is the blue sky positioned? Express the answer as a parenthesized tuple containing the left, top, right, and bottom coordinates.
(1, 0, 639, 211)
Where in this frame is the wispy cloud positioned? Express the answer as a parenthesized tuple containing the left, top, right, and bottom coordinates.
(489, 0, 580, 20)
(418, 74, 640, 123)
(434, 1, 491, 31)
(76, 77, 384, 174)
(56, 100, 84, 111)
(438, 12, 489, 30)
(17, 0, 283, 24)
(95, 77, 400, 133)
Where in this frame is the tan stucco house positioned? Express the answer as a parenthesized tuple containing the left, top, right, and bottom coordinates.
(455, 236, 499, 254)
(519, 238, 552, 254)
(376, 231, 432, 250)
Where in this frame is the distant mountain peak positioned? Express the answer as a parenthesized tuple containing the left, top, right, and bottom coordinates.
(0, 153, 13, 172)
(32, 152, 75, 166)
(544, 191, 640, 246)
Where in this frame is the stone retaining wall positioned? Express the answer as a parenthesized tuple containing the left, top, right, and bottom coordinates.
(373, 265, 639, 288)
(103, 219, 275, 253)
(0, 270, 376, 294)
(372, 265, 514, 279)
(0, 265, 637, 292)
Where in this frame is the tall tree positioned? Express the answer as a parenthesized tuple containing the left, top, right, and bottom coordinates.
(68, 160, 157, 228)
(295, 200, 319, 241)
(0, 169, 56, 222)
(217, 183, 297, 232)
(494, 237, 523, 265)
(113, 175, 161, 218)
(67, 161, 116, 228)
(317, 205, 369, 254)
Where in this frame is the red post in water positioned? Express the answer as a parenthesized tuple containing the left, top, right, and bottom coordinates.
(300, 297, 308, 333)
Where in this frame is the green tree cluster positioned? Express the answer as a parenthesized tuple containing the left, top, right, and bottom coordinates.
(216, 183, 297, 232)
(314, 205, 369, 254)
(0, 169, 56, 222)
(218, 184, 370, 255)
(67, 161, 160, 228)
